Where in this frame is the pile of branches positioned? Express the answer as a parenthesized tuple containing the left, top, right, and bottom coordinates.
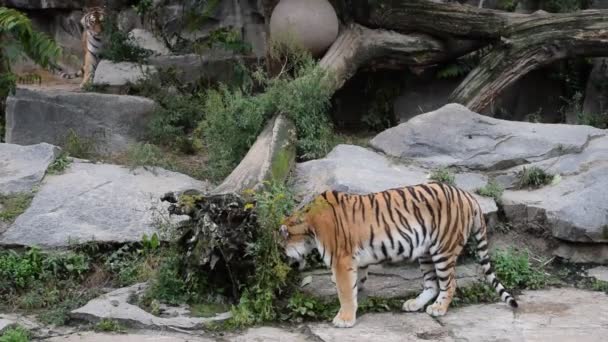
(161, 191, 259, 300)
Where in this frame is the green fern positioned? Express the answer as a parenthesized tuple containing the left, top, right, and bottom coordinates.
(0, 7, 62, 99)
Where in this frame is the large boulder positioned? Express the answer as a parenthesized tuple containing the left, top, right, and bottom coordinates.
(0, 161, 208, 248)
(269, 0, 339, 57)
(371, 103, 605, 171)
(5, 88, 156, 155)
(128, 29, 171, 56)
(0, 143, 59, 195)
(92, 60, 157, 91)
(293, 144, 497, 217)
(211, 115, 296, 194)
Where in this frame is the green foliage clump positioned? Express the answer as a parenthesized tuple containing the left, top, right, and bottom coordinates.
(147, 93, 205, 152)
(230, 182, 296, 326)
(497, 0, 518, 11)
(0, 326, 30, 342)
(198, 55, 334, 180)
(101, 16, 152, 63)
(46, 152, 71, 175)
(476, 180, 504, 202)
(430, 168, 456, 186)
(577, 111, 608, 129)
(517, 166, 554, 189)
(95, 319, 125, 333)
(0, 7, 62, 98)
(493, 248, 547, 290)
(0, 192, 33, 222)
(452, 282, 498, 307)
(62, 129, 95, 159)
(104, 234, 161, 287)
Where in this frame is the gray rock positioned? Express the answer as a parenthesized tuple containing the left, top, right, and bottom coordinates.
(439, 288, 608, 342)
(309, 312, 450, 342)
(554, 242, 608, 264)
(5, 88, 156, 155)
(502, 162, 608, 243)
(302, 263, 480, 299)
(0, 318, 15, 334)
(0, 161, 208, 247)
(129, 29, 171, 56)
(293, 144, 497, 217)
(229, 327, 309, 342)
(587, 266, 608, 282)
(148, 53, 256, 85)
(371, 103, 605, 171)
(2, 0, 84, 9)
(71, 283, 230, 330)
(92, 60, 157, 90)
(212, 115, 296, 194)
(47, 332, 211, 342)
(0, 143, 59, 195)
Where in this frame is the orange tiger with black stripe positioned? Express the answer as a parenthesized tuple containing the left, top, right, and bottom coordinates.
(279, 182, 518, 328)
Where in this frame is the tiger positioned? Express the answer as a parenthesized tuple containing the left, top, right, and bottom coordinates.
(279, 182, 518, 328)
(47, 7, 105, 87)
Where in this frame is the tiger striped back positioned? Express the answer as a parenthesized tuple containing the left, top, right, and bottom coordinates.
(280, 182, 518, 328)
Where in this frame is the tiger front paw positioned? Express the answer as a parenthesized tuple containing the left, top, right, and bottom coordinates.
(425, 303, 448, 317)
(332, 310, 356, 328)
(402, 298, 423, 312)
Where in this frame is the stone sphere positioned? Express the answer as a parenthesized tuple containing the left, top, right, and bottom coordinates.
(269, 0, 339, 57)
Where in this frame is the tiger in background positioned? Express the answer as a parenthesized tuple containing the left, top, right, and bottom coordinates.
(19, 7, 105, 88)
(279, 182, 518, 328)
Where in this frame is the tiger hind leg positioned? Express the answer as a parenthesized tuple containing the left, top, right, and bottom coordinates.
(402, 254, 439, 312)
(425, 253, 457, 316)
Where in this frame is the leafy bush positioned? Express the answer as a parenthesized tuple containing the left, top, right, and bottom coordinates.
(95, 319, 125, 333)
(0, 326, 30, 342)
(429, 168, 456, 186)
(62, 129, 95, 159)
(493, 248, 547, 290)
(147, 93, 205, 152)
(230, 182, 296, 326)
(517, 166, 554, 189)
(101, 16, 152, 63)
(46, 152, 71, 175)
(578, 111, 608, 129)
(198, 58, 334, 180)
(476, 180, 504, 202)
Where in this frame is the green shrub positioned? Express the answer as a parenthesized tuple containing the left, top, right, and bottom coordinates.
(493, 248, 547, 290)
(62, 129, 94, 159)
(517, 166, 554, 189)
(125, 143, 174, 171)
(198, 50, 333, 180)
(578, 111, 608, 129)
(0, 326, 30, 342)
(95, 319, 125, 333)
(0, 192, 34, 222)
(101, 16, 152, 63)
(147, 93, 205, 151)
(229, 182, 296, 326)
(46, 152, 71, 175)
(429, 168, 456, 186)
(476, 180, 504, 202)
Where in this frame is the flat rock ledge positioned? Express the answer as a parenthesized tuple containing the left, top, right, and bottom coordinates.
(0, 161, 208, 248)
(0, 142, 59, 195)
(71, 283, 231, 330)
(302, 262, 480, 299)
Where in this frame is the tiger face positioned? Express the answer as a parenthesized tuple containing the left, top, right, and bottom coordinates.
(81, 7, 105, 36)
(279, 213, 315, 270)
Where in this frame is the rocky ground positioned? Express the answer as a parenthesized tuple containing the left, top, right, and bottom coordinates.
(1, 287, 607, 341)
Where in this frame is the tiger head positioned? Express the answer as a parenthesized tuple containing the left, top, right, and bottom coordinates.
(279, 210, 316, 270)
(81, 7, 105, 36)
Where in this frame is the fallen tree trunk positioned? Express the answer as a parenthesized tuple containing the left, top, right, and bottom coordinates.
(450, 10, 608, 111)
